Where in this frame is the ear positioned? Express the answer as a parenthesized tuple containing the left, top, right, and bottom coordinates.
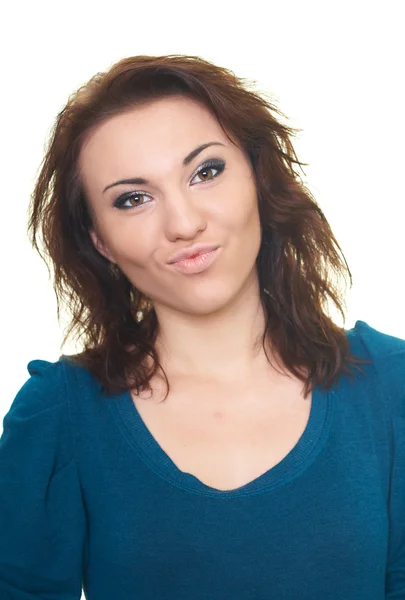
(89, 229, 116, 263)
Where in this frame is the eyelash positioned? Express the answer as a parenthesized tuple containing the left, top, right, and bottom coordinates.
(113, 158, 226, 211)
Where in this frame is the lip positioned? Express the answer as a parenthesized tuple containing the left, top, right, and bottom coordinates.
(168, 247, 221, 275)
(167, 243, 220, 264)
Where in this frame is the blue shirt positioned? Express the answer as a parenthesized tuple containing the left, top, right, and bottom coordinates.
(1, 320, 405, 599)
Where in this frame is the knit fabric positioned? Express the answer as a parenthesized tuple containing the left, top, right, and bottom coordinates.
(0, 320, 404, 599)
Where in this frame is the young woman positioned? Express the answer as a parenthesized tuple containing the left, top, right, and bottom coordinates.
(1, 54, 404, 599)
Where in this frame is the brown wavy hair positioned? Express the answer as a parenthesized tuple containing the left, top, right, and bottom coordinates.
(27, 54, 368, 400)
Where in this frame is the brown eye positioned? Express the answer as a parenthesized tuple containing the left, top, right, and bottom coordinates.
(114, 192, 151, 210)
(198, 168, 214, 181)
(191, 159, 225, 185)
(128, 194, 146, 207)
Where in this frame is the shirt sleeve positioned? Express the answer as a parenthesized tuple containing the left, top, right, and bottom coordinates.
(355, 321, 405, 596)
(0, 359, 86, 599)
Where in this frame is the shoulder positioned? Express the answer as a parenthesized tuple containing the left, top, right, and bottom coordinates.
(8, 358, 68, 420)
(2, 358, 79, 472)
(346, 320, 405, 373)
(346, 320, 405, 417)
(6, 355, 95, 421)
(347, 320, 405, 356)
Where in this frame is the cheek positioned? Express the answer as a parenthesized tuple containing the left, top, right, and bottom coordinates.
(99, 217, 156, 269)
(218, 182, 260, 236)
(225, 188, 262, 261)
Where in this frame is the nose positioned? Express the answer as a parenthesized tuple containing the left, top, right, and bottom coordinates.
(162, 187, 207, 242)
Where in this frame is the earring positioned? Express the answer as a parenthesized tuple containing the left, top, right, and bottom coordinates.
(109, 262, 121, 279)
(134, 295, 154, 323)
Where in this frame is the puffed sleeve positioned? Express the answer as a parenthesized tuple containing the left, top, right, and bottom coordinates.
(381, 338, 405, 596)
(355, 321, 405, 596)
(0, 359, 86, 599)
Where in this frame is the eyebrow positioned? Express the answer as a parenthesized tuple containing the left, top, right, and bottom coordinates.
(102, 141, 225, 193)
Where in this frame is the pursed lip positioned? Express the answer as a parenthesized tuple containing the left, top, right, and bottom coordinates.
(167, 243, 220, 264)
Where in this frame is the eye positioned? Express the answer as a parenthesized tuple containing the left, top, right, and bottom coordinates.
(190, 159, 226, 185)
(113, 158, 226, 211)
(113, 192, 152, 211)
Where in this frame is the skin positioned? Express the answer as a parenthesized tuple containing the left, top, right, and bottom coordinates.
(79, 95, 283, 385)
(79, 96, 312, 492)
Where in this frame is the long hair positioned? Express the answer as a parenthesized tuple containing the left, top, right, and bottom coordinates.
(27, 54, 368, 399)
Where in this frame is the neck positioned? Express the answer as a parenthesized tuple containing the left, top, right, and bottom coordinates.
(153, 275, 275, 385)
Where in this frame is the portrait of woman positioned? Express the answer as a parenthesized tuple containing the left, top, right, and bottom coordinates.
(0, 54, 404, 599)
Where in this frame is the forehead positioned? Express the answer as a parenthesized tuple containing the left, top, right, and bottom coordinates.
(79, 96, 230, 194)
(81, 96, 225, 158)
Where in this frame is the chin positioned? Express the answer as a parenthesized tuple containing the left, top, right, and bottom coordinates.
(176, 282, 241, 315)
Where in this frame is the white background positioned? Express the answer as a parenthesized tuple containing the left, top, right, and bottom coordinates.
(1, 2, 403, 416)
(0, 2, 404, 597)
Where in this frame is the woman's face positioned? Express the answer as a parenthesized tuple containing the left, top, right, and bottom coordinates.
(79, 95, 262, 316)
